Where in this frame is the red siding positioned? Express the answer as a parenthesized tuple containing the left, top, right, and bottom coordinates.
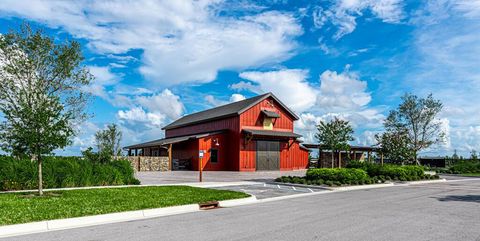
(239, 138, 256, 171)
(197, 133, 228, 171)
(165, 95, 308, 172)
(280, 141, 309, 171)
(239, 97, 294, 131)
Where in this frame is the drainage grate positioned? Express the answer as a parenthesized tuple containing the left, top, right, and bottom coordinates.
(199, 201, 219, 210)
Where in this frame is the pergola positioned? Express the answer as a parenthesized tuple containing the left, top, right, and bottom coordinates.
(302, 143, 383, 168)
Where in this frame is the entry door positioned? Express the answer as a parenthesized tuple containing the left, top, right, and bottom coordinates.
(256, 141, 280, 171)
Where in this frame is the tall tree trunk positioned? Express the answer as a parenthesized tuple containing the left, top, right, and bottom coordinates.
(38, 155, 43, 196)
(414, 151, 420, 166)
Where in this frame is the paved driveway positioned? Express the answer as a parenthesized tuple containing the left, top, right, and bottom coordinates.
(136, 170, 307, 185)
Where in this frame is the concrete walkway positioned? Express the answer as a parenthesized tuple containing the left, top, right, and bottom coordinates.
(135, 170, 307, 185)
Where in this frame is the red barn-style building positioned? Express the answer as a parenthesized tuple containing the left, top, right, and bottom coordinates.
(125, 93, 309, 171)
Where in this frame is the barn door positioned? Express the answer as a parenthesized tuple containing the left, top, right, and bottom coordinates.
(256, 141, 280, 171)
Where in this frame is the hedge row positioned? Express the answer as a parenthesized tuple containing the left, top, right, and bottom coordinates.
(447, 161, 480, 174)
(346, 161, 427, 181)
(276, 161, 439, 187)
(306, 168, 370, 184)
(0, 156, 140, 191)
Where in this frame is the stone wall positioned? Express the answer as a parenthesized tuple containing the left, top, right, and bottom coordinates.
(122, 156, 170, 172)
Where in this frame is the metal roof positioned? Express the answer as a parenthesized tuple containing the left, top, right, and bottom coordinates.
(261, 110, 281, 118)
(124, 131, 224, 149)
(242, 129, 302, 138)
(163, 92, 299, 130)
(302, 143, 380, 152)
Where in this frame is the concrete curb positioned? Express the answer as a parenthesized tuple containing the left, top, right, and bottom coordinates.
(404, 178, 447, 185)
(327, 183, 394, 191)
(0, 203, 200, 238)
(0, 195, 261, 239)
(218, 196, 258, 207)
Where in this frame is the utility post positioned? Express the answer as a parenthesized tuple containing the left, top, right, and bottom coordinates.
(199, 150, 204, 182)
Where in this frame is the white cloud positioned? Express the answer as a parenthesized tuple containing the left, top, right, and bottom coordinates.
(205, 93, 247, 107)
(114, 89, 185, 146)
(0, 1, 303, 86)
(136, 89, 184, 120)
(317, 69, 372, 112)
(238, 69, 318, 112)
(204, 95, 227, 107)
(117, 107, 165, 127)
(230, 93, 246, 102)
(87, 66, 120, 99)
(229, 81, 262, 94)
(314, 0, 404, 39)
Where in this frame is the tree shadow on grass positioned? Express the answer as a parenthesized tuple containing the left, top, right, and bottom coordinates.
(436, 195, 480, 203)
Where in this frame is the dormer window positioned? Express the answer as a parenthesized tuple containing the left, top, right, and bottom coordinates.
(261, 110, 280, 130)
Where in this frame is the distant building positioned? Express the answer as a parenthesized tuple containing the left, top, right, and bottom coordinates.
(419, 156, 446, 168)
(125, 93, 309, 171)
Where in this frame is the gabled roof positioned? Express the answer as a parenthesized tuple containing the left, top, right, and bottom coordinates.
(163, 92, 299, 130)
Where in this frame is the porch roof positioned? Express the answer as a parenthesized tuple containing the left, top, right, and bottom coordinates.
(242, 129, 302, 139)
(261, 109, 281, 118)
(124, 131, 224, 150)
(302, 143, 380, 152)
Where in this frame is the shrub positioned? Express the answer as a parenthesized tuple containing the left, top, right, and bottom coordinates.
(306, 168, 370, 184)
(347, 162, 427, 181)
(0, 156, 140, 191)
(448, 161, 480, 174)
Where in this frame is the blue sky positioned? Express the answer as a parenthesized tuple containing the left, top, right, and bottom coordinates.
(0, 0, 479, 157)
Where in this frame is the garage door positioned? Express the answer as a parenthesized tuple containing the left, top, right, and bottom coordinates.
(256, 141, 280, 171)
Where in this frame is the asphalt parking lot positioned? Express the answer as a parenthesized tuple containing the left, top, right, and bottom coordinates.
(213, 183, 326, 199)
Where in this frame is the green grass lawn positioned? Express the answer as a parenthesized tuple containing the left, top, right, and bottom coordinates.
(459, 173, 480, 177)
(0, 186, 249, 226)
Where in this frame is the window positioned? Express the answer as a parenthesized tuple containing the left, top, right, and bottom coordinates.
(263, 117, 273, 130)
(210, 149, 218, 163)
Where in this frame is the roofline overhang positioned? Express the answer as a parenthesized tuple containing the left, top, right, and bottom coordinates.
(162, 92, 299, 130)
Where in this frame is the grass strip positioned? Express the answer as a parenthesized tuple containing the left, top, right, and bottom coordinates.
(0, 186, 249, 225)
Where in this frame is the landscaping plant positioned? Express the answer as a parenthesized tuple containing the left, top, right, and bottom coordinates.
(0, 24, 92, 195)
(0, 156, 140, 191)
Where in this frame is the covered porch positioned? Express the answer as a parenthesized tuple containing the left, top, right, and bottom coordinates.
(124, 131, 224, 171)
(303, 144, 383, 168)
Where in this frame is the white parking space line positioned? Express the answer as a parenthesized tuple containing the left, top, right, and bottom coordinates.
(292, 186, 296, 191)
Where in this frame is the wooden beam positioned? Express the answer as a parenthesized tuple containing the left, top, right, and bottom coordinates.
(318, 149, 322, 168)
(338, 151, 342, 168)
(168, 144, 173, 171)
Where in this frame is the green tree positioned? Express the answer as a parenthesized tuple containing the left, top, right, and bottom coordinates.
(0, 25, 92, 195)
(470, 150, 478, 161)
(315, 117, 354, 168)
(95, 123, 123, 160)
(375, 130, 413, 165)
(384, 93, 444, 165)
